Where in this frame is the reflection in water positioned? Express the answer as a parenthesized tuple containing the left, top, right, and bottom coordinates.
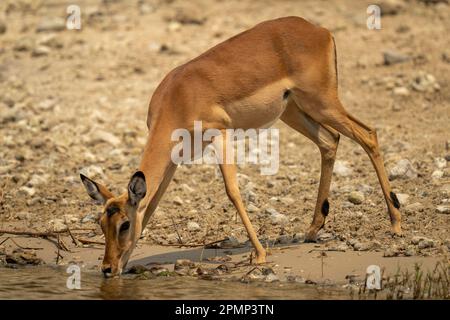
(0, 266, 347, 300)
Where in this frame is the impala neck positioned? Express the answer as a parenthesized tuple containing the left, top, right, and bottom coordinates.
(136, 122, 177, 230)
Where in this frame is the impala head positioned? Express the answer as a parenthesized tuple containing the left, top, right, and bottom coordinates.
(80, 171, 147, 278)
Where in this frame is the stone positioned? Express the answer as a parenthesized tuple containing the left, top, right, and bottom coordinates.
(432, 170, 444, 179)
(247, 203, 260, 213)
(90, 130, 121, 146)
(411, 72, 439, 92)
(383, 50, 410, 65)
(334, 161, 352, 177)
(187, 221, 201, 231)
(435, 157, 447, 169)
(264, 273, 279, 283)
(280, 196, 295, 206)
(383, 248, 397, 257)
(293, 232, 305, 243)
(80, 165, 104, 179)
(180, 183, 195, 193)
(378, 0, 406, 15)
(36, 18, 66, 32)
(436, 205, 450, 214)
(395, 193, 410, 206)
(267, 209, 289, 226)
(348, 191, 365, 205)
(411, 236, 427, 245)
(0, 20, 6, 34)
(276, 234, 293, 245)
(28, 174, 49, 187)
(31, 45, 51, 57)
(393, 86, 410, 96)
(389, 159, 418, 180)
(404, 202, 424, 213)
(18, 186, 36, 197)
(37, 34, 63, 49)
(81, 213, 97, 224)
(173, 196, 183, 205)
(418, 239, 435, 249)
(353, 241, 373, 251)
(48, 219, 67, 232)
(317, 232, 334, 242)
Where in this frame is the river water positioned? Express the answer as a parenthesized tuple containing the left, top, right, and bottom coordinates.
(0, 266, 348, 299)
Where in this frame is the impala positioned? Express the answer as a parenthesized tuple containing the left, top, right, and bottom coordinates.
(80, 16, 402, 277)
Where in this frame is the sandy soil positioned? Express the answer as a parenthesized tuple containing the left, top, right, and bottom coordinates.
(0, 0, 449, 283)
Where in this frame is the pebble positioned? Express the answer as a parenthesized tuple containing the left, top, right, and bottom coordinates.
(383, 248, 397, 257)
(395, 193, 409, 206)
(90, 130, 121, 146)
(81, 213, 97, 224)
(435, 157, 447, 169)
(36, 18, 66, 32)
(418, 239, 435, 249)
(393, 86, 410, 96)
(280, 196, 295, 206)
(436, 205, 450, 214)
(18, 186, 36, 197)
(173, 196, 183, 205)
(432, 170, 444, 179)
(411, 72, 439, 92)
(0, 20, 6, 34)
(187, 221, 201, 231)
(383, 50, 410, 65)
(334, 161, 352, 177)
(267, 209, 289, 226)
(347, 191, 365, 205)
(247, 203, 260, 213)
(276, 234, 293, 245)
(404, 202, 424, 213)
(389, 159, 418, 180)
(80, 165, 104, 178)
(293, 232, 305, 243)
(31, 45, 51, 57)
(353, 242, 373, 251)
(48, 219, 67, 232)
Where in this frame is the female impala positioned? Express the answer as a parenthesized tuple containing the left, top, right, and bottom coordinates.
(80, 16, 402, 277)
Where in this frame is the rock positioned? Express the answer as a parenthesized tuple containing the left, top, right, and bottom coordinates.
(171, 8, 206, 25)
(31, 45, 51, 57)
(276, 234, 293, 245)
(389, 159, 418, 180)
(267, 209, 288, 226)
(418, 239, 435, 249)
(280, 196, 295, 206)
(264, 273, 279, 283)
(411, 72, 439, 92)
(293, 232, 305, 243)
(90, 130, 121, 146)
(378, 0, 406, 15)
(347, 191, 365, 205)
(81, 213, 97, 224)
(64, 214, 79, 224)
(218, 236, 242, 248)
(180, 183, 195, 193)
(28, 174, 49, 187)
(187, 221, 201, 231)
(18, 186, 36, 197)
(5, 249, 43, 266)
(48, 219, 67, 232)
(393, 86, 410, 96)
(174, 259, 196, 276)
(80, 165, 104, 179)
(37, 34, 63, 49)
(127, 265, 148, 274)
(14, 37, 35, 51)
(383, 50, 410, 65)
(432, 170, 444, 179)
(37, 99, 56, 111)
(353, 241, 373, 251)
(247, 203, 260, 213)
(317, 232, 334, 242)
(436, 205, 450, 214)
(0, 20, 6, 34)
(435, 157, 447, 169)
(395, 193, 410, 206)
(404, 202, 424, 213)
(334, 161, 352, 177)
(405, 246, 416, 257)
(173, 196, 183, 205)
(36, 18, 66, 32)
(411, 236, 427, 245)
(383, 248, 397, 257)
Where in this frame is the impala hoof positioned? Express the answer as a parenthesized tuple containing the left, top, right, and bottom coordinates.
(305, 230, 319, 243)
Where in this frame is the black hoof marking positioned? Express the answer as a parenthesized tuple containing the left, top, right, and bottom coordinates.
(321, 199, 330, 216)
(390, 192, 400, 209)
(283, 90, 290, 100)
(304, 238, 317, 243)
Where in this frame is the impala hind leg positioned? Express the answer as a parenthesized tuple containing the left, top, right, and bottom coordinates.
(213, 133, 266, 264)
(280, 100, 340, 241)
(299, 95, 402, 236)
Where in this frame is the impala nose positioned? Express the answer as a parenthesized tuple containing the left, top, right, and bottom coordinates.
(102, 266, 112, 276)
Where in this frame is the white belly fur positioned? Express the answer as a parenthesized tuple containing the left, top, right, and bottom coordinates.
(223, 79, 293, 129)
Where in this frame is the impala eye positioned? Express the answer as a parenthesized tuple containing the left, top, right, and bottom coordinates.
(120, 221, 130, 233)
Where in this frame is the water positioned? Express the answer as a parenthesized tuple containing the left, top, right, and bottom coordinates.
(0, 266, 348, 299)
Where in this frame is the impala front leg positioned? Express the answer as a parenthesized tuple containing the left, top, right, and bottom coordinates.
(214, 132, 266, 264)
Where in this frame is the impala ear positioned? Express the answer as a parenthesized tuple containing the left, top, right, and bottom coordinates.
(80, 174, 114, 204)
(128, 171, 146, 207)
